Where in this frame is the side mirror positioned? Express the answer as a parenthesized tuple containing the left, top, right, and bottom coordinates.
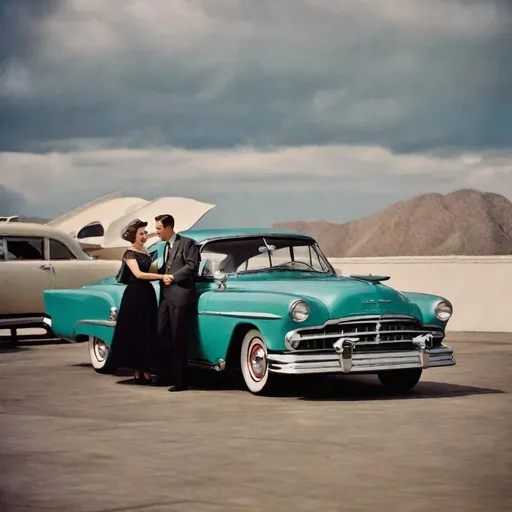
(213, 270, 228, 290)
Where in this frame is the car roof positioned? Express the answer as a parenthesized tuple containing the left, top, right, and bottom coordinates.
(178, 227, 315, 244)
(0, 222, 68, 238)
(0, 222, 90, 258)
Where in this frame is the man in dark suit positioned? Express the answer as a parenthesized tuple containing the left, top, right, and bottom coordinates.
(154, 214, 200, 392)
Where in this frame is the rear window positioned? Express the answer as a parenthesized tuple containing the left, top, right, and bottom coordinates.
(49, 239, 77, 260)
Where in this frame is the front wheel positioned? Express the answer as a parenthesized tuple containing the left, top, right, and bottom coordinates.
(377, 368, 422, 394)
(240, 329, 273, 394)
(88, 336, 117, 374)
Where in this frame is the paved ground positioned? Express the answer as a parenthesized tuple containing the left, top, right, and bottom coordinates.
(1, 333, 511, 512)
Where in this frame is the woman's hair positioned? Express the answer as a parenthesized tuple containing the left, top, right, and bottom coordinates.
(121, 219, 148, 243)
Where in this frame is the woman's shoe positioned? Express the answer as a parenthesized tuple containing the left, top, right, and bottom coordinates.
(133, 373, 145, 385)
(141, 372, 155, 385)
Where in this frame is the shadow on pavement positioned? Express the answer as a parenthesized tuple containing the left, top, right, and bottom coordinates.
(0, 345, 32, 354)
(0, 338, 65, 353)
(293, 376, 505, 401)
(69, 363, 506, 400)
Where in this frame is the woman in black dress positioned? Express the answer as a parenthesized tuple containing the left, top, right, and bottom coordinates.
(109, 219, 168, 385)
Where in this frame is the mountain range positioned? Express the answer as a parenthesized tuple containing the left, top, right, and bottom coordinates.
(3, 188, 512, 256)
(273, 189, 512, 257)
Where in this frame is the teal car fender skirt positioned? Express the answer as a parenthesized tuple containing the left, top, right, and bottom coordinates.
(74, 320, 116, 346)
(43, 287, 122, 342)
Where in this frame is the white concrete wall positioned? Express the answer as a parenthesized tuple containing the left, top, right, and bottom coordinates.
(328, 256, 512, 333)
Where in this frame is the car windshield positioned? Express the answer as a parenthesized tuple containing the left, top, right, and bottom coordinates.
(199, 236, 334, 276)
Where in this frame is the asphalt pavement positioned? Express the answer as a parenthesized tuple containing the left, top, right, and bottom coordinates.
(1, 333, 511, 512)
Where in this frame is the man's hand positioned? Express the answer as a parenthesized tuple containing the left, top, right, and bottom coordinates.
(163, 274, 174, 286)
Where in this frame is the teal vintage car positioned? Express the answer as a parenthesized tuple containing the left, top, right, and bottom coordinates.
(43, 228, 456, 394)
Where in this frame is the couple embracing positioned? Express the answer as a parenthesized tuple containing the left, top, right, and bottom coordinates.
(108, 214, 199, 392)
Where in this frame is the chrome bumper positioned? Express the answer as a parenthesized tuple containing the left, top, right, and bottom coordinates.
(0, 315, 52, 330)
(268, 344, 455, 375)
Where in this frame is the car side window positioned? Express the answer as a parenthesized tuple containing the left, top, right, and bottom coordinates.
(287, 245, 324, 271)
(0, 236, 44, 260)
(0, 238, 7, 260)
(49, 238, 77, 260)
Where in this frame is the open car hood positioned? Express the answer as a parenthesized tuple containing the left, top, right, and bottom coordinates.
(102, 197, 215, 248)
(56, 195, 215, 259)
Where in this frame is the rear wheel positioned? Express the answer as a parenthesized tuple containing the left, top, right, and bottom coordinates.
(88, 336, 117, 374)
(377, 368, 422, 393)
(240, 329, 273, 394)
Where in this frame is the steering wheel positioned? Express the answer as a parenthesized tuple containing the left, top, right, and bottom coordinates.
(276, 261, 316, 270)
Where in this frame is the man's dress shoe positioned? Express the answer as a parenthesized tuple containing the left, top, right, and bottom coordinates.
(152, 376, 174, 387)
(168, 385, 188, 392)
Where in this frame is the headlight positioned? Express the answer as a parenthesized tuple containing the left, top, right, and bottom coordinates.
(435, 300, 452, 321)
(289, 300, 309, 322)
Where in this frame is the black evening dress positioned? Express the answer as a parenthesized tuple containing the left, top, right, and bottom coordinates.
(109, 250, 158, 372)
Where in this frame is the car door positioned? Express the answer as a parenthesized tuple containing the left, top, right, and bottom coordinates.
(0, 235, 55, 315)
(48, 238, 120, 289)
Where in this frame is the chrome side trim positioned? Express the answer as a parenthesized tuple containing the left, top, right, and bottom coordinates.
(198, 311, 282, 320)
(268, 344, 455, 375)
(76, 320, 116, 327)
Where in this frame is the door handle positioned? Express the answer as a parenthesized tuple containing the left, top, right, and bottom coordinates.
(40, 264, 53, 271)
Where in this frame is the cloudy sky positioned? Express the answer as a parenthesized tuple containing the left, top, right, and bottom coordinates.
(1, 0, 511, 227)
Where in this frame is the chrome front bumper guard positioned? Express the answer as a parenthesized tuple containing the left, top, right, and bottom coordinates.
(268, 335, 455, 375)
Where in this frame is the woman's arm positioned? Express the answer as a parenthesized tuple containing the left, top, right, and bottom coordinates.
(124, 257, 164, 281)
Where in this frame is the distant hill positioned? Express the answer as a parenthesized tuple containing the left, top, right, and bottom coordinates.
(273, 189, 512, 257)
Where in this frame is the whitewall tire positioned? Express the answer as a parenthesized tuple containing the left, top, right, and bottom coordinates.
(240, 329, 271, 394)
(88, 336, 116, 374)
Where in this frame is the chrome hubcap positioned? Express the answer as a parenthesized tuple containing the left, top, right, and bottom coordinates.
(249, 342, 266, 380)
(94, 339, 108, 361)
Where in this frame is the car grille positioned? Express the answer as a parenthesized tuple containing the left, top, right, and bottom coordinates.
(287, 316, 444, 352)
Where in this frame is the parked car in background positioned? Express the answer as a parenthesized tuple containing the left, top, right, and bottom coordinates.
(0, 222, 121, 339)
(43, 228, 456, 395)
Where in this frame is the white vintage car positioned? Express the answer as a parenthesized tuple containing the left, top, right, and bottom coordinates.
(0, 222, 121, 340)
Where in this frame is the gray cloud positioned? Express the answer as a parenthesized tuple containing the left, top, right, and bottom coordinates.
(1, 0, 511, 154)
(0, 0, 59, 61)
(0, 185, 27, 216)
(2, 145, 510, 225)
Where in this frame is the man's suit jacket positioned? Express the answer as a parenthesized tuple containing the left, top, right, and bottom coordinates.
(158, 234, 200, 306)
